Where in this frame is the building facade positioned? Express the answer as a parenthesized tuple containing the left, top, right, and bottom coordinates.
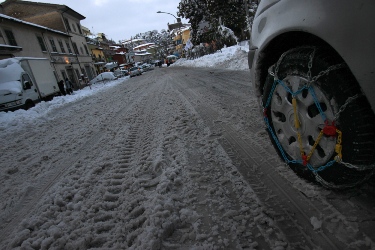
(2, 0, 95, 89)
(0, 13, 79, 85)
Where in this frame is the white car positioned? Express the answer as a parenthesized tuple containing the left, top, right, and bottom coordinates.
(248, 0, 375, 188)
(90, 72, 117, 84)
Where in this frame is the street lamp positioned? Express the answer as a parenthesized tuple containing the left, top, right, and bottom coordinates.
(156, 11, 181, 23)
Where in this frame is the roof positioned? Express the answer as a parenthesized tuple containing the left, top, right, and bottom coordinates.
(135, 52, 152, 56)
(133, 43, 155, 49)
(1, 0, 86, 20)
(0, 13, 70, 37)
(122, 38, 145, 45)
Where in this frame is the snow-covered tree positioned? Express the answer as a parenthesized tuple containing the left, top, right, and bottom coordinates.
(130, 29, 173, 59)
(178, 0, 258, 45)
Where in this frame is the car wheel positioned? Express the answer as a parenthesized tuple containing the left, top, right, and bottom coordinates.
(262, 46, 375, 188)
(24, 100, 35, 110)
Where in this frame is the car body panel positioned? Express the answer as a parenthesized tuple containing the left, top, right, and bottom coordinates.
(249, 0, 375, 113)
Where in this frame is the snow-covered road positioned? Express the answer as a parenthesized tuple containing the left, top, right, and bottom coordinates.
(0, 67, 277, 249)
(1, 64, 375, 249)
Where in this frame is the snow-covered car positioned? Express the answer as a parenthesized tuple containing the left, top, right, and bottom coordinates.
(248, 0, 375, 188)
(140, 64, 150, 72)
(129, 67, 142, 77)
(145, 63, 155, 71)
(90, 72, 117, 84)
(113, 69, 127, 78)
(120, 70, 129, 76)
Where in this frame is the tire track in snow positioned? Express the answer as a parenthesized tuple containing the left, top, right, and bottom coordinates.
(163, 85, 278, 249)
(0, 79, 153, 246)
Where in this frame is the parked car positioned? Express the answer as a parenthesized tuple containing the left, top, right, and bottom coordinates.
(90, 72, 117, 84)
(120, 70, 129, 76)
(248, 0, 375, 188)
(140, 64, 150, 72)
(113, 70, 124, 78)
(129, 67, 142, 77)
(144, 63, 154, 70)
(166, 55, 178, 65)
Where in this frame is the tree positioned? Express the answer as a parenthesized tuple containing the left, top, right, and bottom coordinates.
(128, 29, 173, 60)
(178, 0, 258, 45)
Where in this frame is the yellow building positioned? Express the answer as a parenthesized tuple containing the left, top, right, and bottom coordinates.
(173, 27, 190, 57)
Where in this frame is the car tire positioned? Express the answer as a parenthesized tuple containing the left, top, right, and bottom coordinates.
(24, 99, 35, 110)
(262, 46, 375, 188)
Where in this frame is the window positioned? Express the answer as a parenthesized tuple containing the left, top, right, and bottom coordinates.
(66, 41, 72, 53)
(72, 42, 79, 55)
(84, 45, 89, 55)
(4, 29, 17, 46)
(49, 38, 58, 52)
(64, 18, 71, 32)
(72, 23, 76, 32)
(22, 73, 33, 89)
(76, 23, 82, 34)
(36, 35, 47, 51)
(80, 46, 84, 55)
(58, 40, 65, 53)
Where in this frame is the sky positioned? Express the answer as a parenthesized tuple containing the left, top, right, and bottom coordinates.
(2, 0, 188, 42)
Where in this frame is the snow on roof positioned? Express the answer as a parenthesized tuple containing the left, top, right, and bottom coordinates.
(134, 49, 147, 53)
(180, 26, 190, 32)
(0, 14, 69, 37)
(134, 52, 152, 56)
(122, 38, 145, 44)
(133, 43, 155, 50)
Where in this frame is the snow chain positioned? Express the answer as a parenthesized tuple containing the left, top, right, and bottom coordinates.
(263, 47, 373, 178)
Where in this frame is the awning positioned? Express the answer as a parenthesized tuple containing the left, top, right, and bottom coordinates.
(94, 62, 106, 65)
(0, 44, 23, 53)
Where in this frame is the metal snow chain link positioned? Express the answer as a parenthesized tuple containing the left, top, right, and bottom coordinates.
(339, 161, 375, 171)
(313, 172, 368, 189)
(334, 94, 361, 120)
(273, 46, 316, 80)
(307, 48, 316, 81)
(308, 63, 347, 87)
(268, 64, 275, 77)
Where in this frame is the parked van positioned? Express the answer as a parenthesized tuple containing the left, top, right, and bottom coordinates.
(0, 57, 60, 112)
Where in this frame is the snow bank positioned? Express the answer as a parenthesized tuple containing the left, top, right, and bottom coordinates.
(172, 45, 249, 71)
